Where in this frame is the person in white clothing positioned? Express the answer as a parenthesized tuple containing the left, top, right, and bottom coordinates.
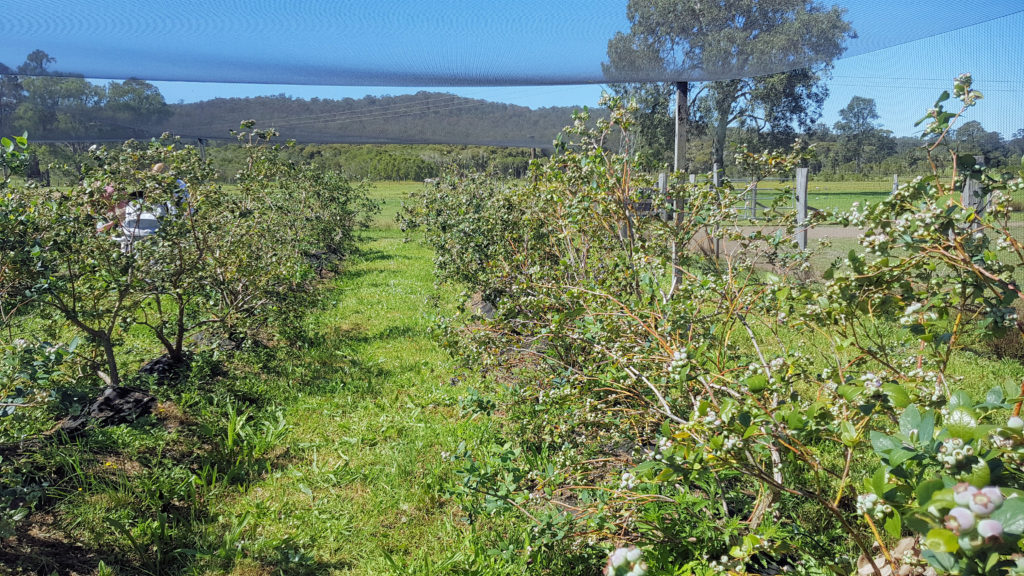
(96, 162, 189, 253)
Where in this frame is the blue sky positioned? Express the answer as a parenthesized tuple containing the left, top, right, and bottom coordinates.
(150, 8, 1024, 139)
(4, 1, 1023, 138)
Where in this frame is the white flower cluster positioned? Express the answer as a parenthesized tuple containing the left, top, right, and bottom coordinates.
(888, 204, 942, 242)
(670, 347, 689, 374)
(537, 385, 573, 404)
(856, 492, 893, 520)
(604, 546, 647, 576)
(846, 202, 867, 228)
(860, 372, 884, 391)
(619, 471, 639, 490)
(861, 232, 891, 255)
(899, 302, 937, 326)
(905, 367, 945, 403)
(640, 436, 681, 466)
(992, 417, 1024, 465)
(936, 437, 975, 469)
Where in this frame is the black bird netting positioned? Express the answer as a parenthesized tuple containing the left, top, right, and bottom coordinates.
(2, 0, 1022, 147)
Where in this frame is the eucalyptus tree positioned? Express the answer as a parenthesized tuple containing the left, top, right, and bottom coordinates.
(605, 0, 854, 170)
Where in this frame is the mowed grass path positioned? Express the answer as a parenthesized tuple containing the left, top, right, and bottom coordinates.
(211, 182, 494, 575)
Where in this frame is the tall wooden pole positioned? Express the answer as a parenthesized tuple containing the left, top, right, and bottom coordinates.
(795, 167, 808, 250)
(670, 81, 688, 296)
(674, 82, 688, 173)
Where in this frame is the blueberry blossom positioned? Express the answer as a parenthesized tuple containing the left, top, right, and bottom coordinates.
(605, 546, 647, 576)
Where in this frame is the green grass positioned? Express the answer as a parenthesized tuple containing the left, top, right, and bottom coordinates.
(191, 181, 511, 574)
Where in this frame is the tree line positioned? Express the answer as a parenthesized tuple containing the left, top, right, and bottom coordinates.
(4, 43, 1022, 184)
(0, 50, 171, 145)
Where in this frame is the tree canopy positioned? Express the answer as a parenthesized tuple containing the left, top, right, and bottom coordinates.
(605, 0, 855, 169)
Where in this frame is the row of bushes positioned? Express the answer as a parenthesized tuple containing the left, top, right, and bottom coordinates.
(403, 80, 1024, 575)
(3, 124, 375, 387)
(0, 122, 380, 571)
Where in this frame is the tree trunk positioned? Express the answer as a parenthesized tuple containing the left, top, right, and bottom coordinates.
(97, 334, 120, 386)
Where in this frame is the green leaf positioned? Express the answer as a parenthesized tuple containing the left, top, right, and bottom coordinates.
(922, 550, 956, 572)
(919, 409, 935, 445)
(837, 385, 861, 402)
(936, 91, 950, 104)
(745, 374, 768, 393)
(985, 553, 1000, 573)
(840, 420, 859, 447)
(985, 386, 1005, 406)
(883, 383, 910, 408)
(887, 447, 916, 468)
(946, 408, 978, 440)
(924, 528, 959, 553)
(900, 405, 921, 439)
(915, 478, 945, 506)
(871, 467, 888, 496)
(949, 391, 973, 410)
(990, 498, 1024, 534)
(885, 510, 902, 539)
(870, 431, 900, 454)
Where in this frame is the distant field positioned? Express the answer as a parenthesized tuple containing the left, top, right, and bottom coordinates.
(731, 179, 893, 214)
(370, 180, 424, 229)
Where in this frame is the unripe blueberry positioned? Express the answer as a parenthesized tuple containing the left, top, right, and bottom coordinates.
(944, 507, 975, 533)
(980, 486, 1004, 509)
(977, 519, 1003, 540)
(954, 482, 979, 506)
(1008, 416, 1024, 430)
(969, 491, 999, 516)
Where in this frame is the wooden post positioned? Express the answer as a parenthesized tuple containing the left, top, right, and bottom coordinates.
(712, 163, 721, 259)
(670, 81, 688, 295)
(892, 174, 898, 195)
(750, 177, 759, 219)
(962, 177, 985, 229)
(796, 167, 809, 250)
(659, 172, 668, 222)
(674, 82, 688, 174)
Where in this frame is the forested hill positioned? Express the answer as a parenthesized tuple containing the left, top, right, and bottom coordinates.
(160, 92, 590, 148)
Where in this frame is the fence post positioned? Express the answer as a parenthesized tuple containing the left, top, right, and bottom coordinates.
(749, 177, 758, 219)
(712, 163, 721, 259)
(892, 174, 899, 195)
(658, 172, 668, 222)
(796, 167, 809, 250)
(962, 177, 986, 230)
